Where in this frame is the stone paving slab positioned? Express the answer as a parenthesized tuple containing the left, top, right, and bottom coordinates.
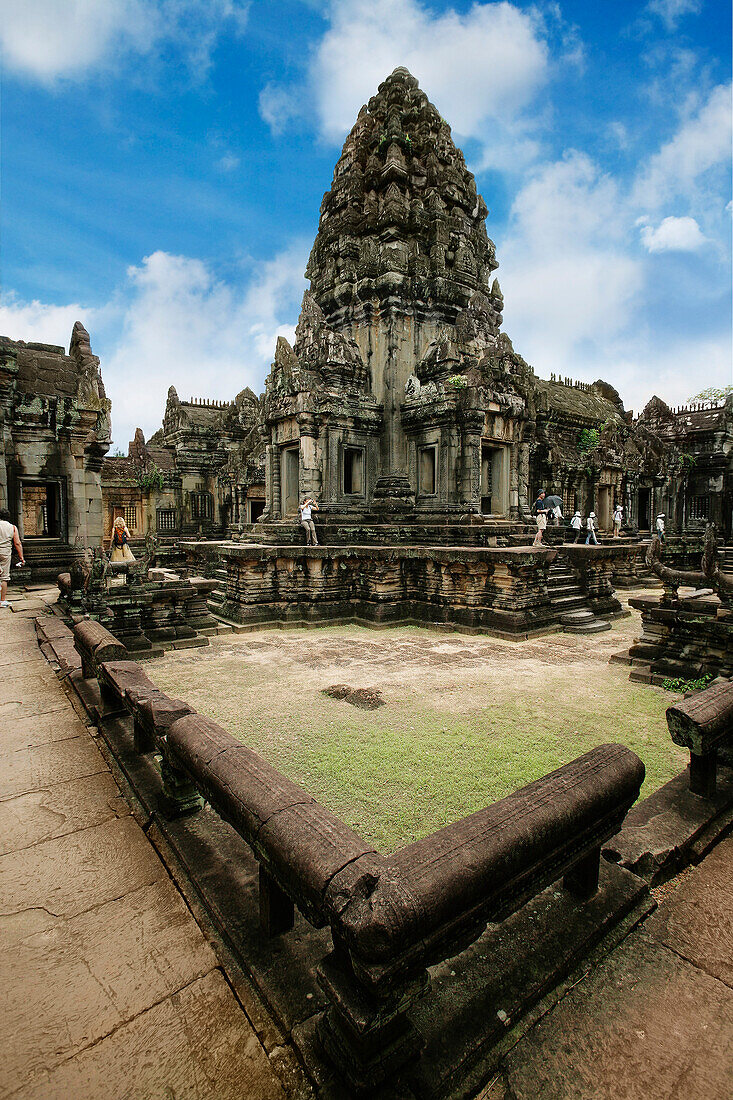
(0, 771, 129, 855)
(0, 736, 107, 801)
(645, 837, 733, 987)
(501, 927, 733, 1100)
(11, 970, 287, 1100)
(0, 647, 51, 668)
(0, 814, 165, 919)
(0, 709, 91, 755)
(0, 878, 221, 1095)
(0, 693, 68, 721)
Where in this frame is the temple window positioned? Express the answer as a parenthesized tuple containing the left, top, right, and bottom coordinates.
(190, 490, 214, 521)
(689, 496, 709, 520)
(157, 508, 176, 532)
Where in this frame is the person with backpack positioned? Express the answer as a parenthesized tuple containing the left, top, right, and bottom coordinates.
(0, 508, 25, 608)
(585, 511, 599, 545)
(613, 504, 623, 537)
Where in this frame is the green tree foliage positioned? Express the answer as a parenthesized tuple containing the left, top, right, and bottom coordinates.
(688, 385, 733, 403)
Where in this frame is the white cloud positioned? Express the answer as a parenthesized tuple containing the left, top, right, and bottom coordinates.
(638, 215, 709, 253)
(262, 0, 556, 168)
(0, 0, 249, 84)
(646, 0, 702, 31)
(0, 245, 308, 448)
(216, 153, 241, 172)
(259, 83, 303, 136)
(633, 83, 732, 210)
(499, 152, 643, 373)
(0, 296, 92, 347)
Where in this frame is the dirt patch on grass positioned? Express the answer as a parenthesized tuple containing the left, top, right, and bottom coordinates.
(323, 684, 386, 709)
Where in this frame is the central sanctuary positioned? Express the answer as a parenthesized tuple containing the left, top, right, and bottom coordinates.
(262, 66, 532, 527)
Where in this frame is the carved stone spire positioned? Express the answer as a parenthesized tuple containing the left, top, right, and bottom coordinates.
(305, 66, 499, 330)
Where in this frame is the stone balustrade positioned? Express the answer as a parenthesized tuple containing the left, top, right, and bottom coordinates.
(78, 623, 645, 1091)
(666, 680, 733, 797)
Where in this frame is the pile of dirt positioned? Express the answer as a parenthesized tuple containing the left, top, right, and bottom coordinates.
(322, 684, 385, 710)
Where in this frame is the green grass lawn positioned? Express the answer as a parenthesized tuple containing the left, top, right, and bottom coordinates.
(151, 624, 688, 853)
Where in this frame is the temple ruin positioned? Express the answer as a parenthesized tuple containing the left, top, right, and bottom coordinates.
(0, 323, 110, 578)
(3, 64, 732, 1100)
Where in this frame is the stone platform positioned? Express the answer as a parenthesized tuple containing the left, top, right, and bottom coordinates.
(197, 542, 561, 638)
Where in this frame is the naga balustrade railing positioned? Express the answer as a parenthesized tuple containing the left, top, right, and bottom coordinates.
(73, 621, 645, 1092)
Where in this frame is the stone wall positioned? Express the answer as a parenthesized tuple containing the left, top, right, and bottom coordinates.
(212, 544, 559, 637)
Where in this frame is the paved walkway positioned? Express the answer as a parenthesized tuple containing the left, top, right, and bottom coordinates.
(0, 601, 290, 1100)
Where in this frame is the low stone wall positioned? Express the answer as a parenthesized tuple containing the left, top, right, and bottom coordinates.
(627, 593, 733, 682)
(215, 543, 560, 638)
(58, 572, 220, 656)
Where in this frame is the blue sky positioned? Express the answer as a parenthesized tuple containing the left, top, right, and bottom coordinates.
(1, 0, 730, 448)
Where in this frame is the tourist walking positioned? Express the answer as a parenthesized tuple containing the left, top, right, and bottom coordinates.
(532, 490, 548, 547)
(585, 511, 599, 545)
(110, 517, 135, 562)
(0, 508, 25, 608)
(613, 504, 623, 537)
(656, 513, 665, 544)
(299, 497, 319, 546)
(570, 511, 583, 543)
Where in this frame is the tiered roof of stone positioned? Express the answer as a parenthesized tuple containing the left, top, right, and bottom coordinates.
(305, 67, 502, 329)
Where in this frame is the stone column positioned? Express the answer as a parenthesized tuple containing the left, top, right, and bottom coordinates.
(269, 444, 281, 519)
(509, 441, 519, 518)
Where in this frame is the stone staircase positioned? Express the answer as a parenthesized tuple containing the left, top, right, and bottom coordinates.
(721, 545, 733, 573)
(547, 558, 611, 634)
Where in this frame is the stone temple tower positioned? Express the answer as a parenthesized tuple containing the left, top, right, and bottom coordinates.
(262, 67, 535, 524)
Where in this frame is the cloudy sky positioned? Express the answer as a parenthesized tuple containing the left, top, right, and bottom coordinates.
(0, 0, 730, 449)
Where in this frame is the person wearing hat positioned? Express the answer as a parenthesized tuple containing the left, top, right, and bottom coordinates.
(585, 511, 598, 545)
(570, 510, 583, 543)
(656, 513, 665, 544)
(613, 504, 623, 538)
(532, 490, 548, 546)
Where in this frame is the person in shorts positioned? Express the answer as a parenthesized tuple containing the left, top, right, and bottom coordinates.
(532, 490, 548, 547)
(0, 508, 25, 608)
(298, 498, 319, 545)
(613, 504, 623, 537)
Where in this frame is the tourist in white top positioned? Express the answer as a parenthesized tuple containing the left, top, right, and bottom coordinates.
(298, 498, 319, 545)
(570, 511, 583, 543)
(656, 513, 665, 544)
(613, 505, 623, 538)
(0, 508, 25, 608)
(585, 511, 598, 545)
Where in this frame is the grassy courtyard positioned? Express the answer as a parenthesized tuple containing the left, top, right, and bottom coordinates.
(151, 594, 687, 854)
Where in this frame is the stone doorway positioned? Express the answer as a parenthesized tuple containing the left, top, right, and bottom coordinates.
(481, 445, 508, 515)
(19, 481, 62, 539)
(638, 488, 651, 531)
(280, 446, 300, 516)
